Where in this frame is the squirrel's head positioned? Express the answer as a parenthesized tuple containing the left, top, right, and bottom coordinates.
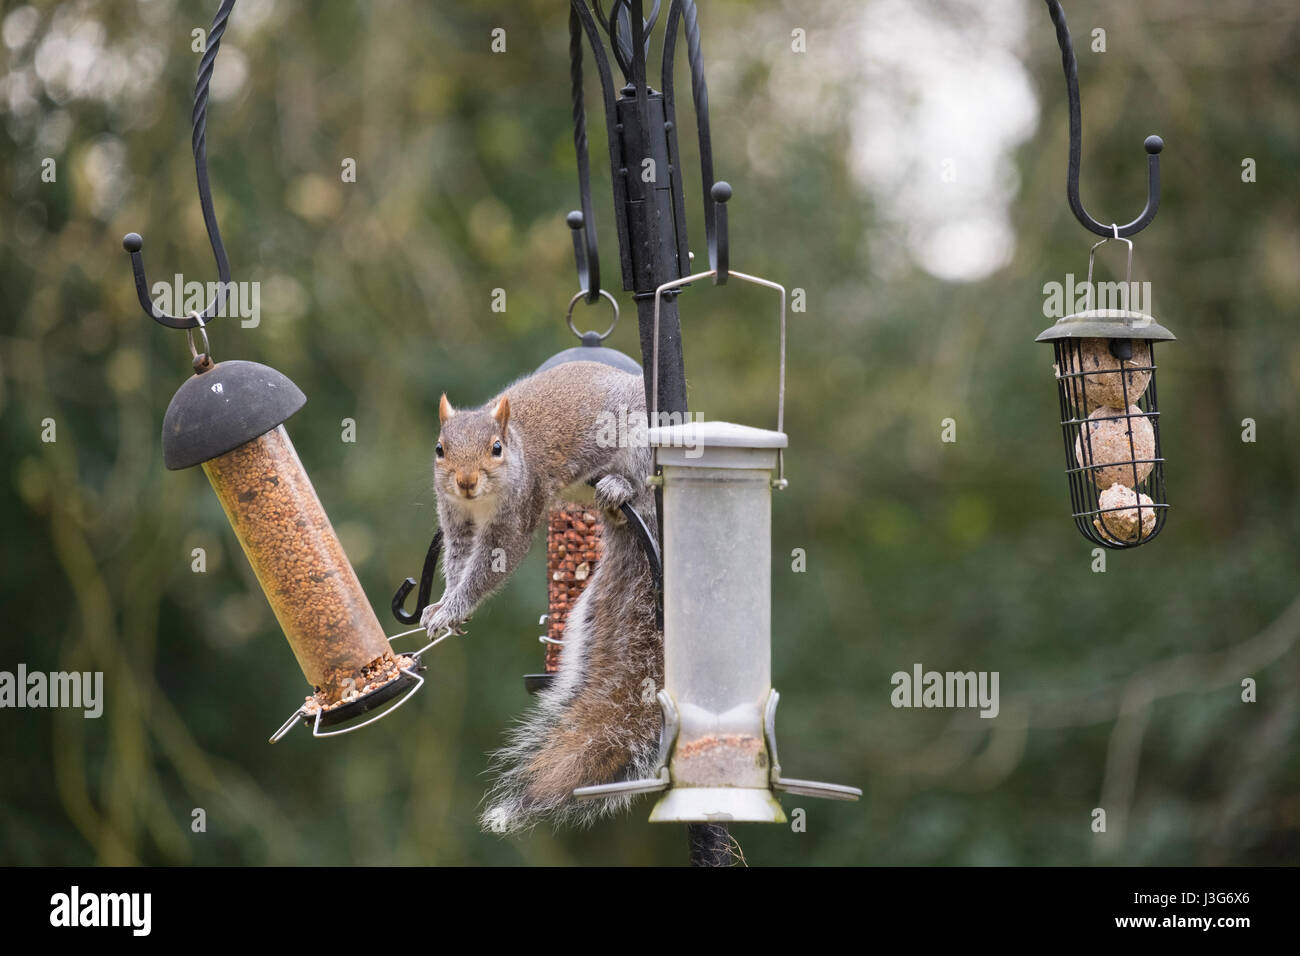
(434, 393, 511, 505)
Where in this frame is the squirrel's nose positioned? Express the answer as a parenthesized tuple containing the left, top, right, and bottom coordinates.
(456, 471, 478, 492)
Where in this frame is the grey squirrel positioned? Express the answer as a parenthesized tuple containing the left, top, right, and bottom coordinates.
(421, 360, 662, 831)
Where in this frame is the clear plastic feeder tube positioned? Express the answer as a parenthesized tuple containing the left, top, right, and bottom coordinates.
(648, 421, 790, 824)
(202, 425, 391, 703)
(662, 464, 773, 788)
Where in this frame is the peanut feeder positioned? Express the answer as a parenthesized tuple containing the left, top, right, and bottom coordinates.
(161, 359, 425, 739)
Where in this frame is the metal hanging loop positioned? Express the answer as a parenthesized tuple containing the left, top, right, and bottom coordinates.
(1043, 0, 1163, 239)
(186, 313, 214, 372)
(1086, 224, 1134, 292)
(121, 0, 238, 330)
(566, 288, 620, 341)
(651, 267, 787, 483)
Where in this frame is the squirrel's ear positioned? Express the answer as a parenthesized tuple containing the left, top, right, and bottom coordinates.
(492, 396, 510, 436)
(439, 394, 455, 423)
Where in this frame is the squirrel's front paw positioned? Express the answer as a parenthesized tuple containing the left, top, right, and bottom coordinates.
(419, 600, 443, 630)
(593, 474, 637, 511)
(423, 599, 469, 637)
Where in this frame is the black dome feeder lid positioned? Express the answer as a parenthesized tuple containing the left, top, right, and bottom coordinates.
(535, 332, 642, 376)
(162, 360, 307, 470)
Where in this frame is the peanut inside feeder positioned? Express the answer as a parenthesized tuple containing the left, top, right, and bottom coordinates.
(544, 504, 604, 673)
(162, 360, 411, 726)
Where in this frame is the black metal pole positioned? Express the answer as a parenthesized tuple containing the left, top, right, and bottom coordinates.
(613, 76, 688, 413)
(614, 19, 731, 861)
(568, 0, 737, 866)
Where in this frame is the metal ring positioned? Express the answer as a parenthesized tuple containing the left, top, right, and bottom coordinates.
(566, 288, 620, 341)
(186, 312, 211, 362)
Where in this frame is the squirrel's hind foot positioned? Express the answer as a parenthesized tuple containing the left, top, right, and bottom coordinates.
(593, 473, 639, 512)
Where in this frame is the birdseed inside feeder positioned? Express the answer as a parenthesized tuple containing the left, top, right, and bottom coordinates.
(160, 359, 424, 738)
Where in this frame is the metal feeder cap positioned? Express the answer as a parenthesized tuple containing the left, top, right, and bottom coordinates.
(1036, 309, 1176, 343)
(535, 342, 641, 375)
(649, 420, 787, 470)
(161, 360, 307, 470)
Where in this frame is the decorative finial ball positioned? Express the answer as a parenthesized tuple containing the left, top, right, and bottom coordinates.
(711, 181, 732, 203)
(123, 233, 143, 253)
(1075, 405, 1156, 490)
(1057, 338, 1152, 411)
(566, 211, 585, 230)
(1094, 483, 1158, 543)
(1144, 135, 1164, 154)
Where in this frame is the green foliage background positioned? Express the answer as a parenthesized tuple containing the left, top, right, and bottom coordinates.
(2, 0, 1298, 865)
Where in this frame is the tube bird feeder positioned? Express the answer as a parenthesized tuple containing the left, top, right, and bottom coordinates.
(574, 269, 861, 821)
(161, 359, 426, 740)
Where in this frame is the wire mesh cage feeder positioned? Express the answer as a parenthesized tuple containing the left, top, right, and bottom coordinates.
(1037, 238, 1175, 548)
(1037, 0, 1175, 549)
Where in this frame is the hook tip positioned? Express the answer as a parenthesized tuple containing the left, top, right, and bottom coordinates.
(122, 232, 143, 253)
(711, 181, 732, 203)
(1144, 135, 1164, 155)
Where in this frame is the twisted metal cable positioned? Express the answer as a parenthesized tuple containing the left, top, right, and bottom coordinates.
(122, 0, 238, 329)
(190, 0, 235, 303)
(568, 6, 602, 302)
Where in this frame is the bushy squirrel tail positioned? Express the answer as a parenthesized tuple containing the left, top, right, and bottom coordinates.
(481, 490, 663, 834)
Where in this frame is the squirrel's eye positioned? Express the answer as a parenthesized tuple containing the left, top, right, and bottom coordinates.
(435, 442, 444, 459)
(492, 440, 503, 457)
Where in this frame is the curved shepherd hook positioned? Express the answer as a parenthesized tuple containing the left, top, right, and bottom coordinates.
(121, 0, 238, 330)
(662, 0, 730, 284)
(567, 0, 626, 304)
(1044, 0, 1163, 239)
(566, 0, 732, 298)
